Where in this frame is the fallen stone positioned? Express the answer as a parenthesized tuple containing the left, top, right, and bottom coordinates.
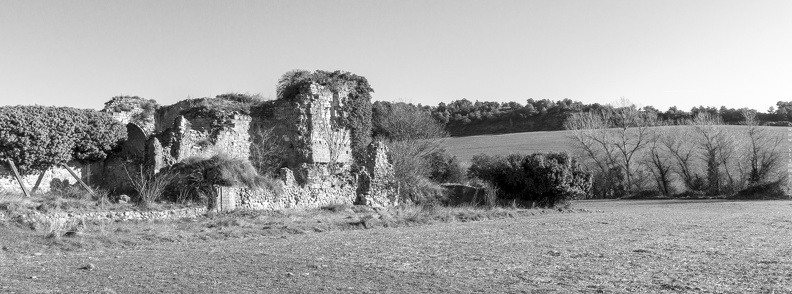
(79, 263, 96, 271)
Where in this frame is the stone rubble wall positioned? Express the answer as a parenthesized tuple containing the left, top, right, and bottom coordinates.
(0, 207, 207, 227)
(219, 141, 401, 212)
(221, 167, 358, 211)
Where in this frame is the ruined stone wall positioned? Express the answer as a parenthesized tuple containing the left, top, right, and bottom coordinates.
(251, 83, 352, 174)
(306, 84, 352, 165)
(92, 80, 400, 210)
(154, 101, 194, 133)
(212, 115, 252, 160)
(163, 114, 252, 162)
(102, 98, 156, 135)
(0, 163, 85, 194)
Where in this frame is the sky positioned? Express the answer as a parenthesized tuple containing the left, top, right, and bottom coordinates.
(1, 0, 791, 112)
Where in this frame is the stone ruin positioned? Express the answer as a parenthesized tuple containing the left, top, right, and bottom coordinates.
(41, 81, 401, 211)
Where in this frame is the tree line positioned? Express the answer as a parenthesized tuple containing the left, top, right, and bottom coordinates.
(410, 98, 792, 136)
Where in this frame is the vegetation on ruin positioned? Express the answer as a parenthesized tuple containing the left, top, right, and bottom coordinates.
(171, 93, 264, 129)
(276, 70, 374, 164)
(103, 95, 159, 126)
(103, 96, 158, 113)
(0, 106, 126, 174)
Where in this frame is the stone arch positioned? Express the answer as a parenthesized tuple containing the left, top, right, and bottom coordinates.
(123, 123, 148, 158)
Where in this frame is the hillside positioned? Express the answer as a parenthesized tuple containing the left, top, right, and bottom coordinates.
(442, 125, 791, 165)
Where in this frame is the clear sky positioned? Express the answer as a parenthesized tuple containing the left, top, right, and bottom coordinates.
(1, 0, 791, 111)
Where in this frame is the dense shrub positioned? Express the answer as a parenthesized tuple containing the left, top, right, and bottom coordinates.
(427, 149, 465, 183)
(468, 152, 592, 207)
(734, 178, 790, 199)
(0, 106, 126, 174)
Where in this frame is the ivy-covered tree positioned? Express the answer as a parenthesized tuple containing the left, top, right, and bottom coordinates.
(0, 106, 126, 174)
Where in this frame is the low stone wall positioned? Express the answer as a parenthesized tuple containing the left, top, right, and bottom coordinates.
(0, 207, 207, 227)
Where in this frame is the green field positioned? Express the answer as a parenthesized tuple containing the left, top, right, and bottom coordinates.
(442, 130, 577, 165)
(2, 200, 791, 293)
(443, 125, 792, 165)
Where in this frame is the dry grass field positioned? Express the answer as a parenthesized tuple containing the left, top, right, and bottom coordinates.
(442, 126, 790, 165)
(2, 199, 791, 293)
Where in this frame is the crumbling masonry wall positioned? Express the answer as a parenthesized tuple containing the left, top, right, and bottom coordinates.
(96, 80, 400, 211)
(164, 114, 252, 162)
(253, 83, 352, 171)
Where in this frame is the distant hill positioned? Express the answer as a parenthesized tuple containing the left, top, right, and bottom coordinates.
(373, 99, 792, 138)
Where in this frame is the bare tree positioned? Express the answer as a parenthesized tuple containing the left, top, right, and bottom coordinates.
(643, 124, 674, 195)
(374, 102, 448, 201)
(249, 126, 285, 177)
(610, 105, 657, 191)
(566, 111, 622, 197)
(659, 122, 702, 191)
(690, 112, 726, 195)
(565, 103, 656, 197)
(743, 109, 784, 185)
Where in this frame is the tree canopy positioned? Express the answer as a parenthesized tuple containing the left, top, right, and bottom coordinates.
(0, 106, 126, 174)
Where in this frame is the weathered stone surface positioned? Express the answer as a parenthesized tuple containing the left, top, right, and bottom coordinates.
(102, 97, 155, 135)
(356, 141, 401, 207)
(230, 172, 357, 211)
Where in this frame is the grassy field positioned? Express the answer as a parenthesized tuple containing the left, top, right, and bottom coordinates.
(442, 125, 791, 165)
(2, 200, 791, 293)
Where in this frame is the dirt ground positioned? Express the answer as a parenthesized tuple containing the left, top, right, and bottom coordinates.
(2, 199, 791, 293)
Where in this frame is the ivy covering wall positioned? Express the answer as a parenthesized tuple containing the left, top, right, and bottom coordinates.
(276, 70, 374, 164)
